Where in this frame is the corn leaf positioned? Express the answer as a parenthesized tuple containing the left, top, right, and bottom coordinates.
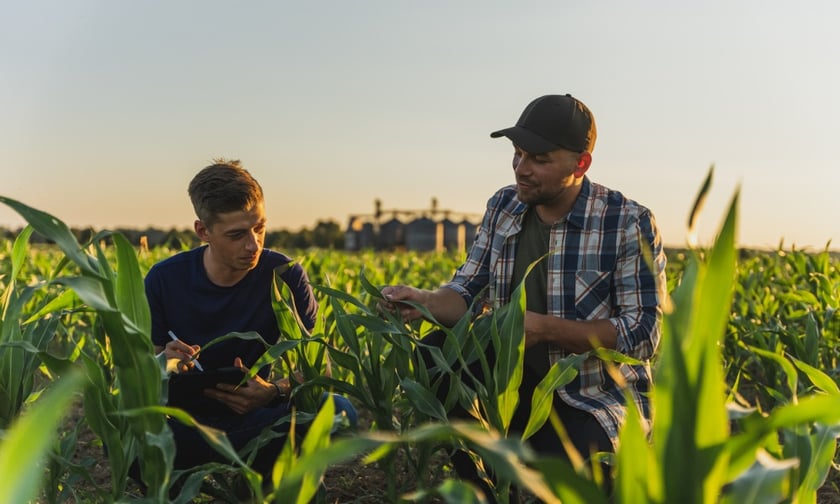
(0, 369, 84, 504)
(719, 449, 797, 504)
(0, 196, 99, 277)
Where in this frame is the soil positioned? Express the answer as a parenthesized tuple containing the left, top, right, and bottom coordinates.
(51, 398, 451, 504)
(50, 399, 840, 504)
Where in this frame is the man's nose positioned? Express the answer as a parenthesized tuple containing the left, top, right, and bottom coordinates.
(245, 232, 260, 250)
(513, 155, 530, 175)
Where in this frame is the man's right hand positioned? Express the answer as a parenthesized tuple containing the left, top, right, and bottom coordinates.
(378, 285, 429, 322)
(161, 340, 201, 373)
(378, 285, 469, 328)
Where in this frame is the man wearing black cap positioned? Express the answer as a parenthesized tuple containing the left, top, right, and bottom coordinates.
(380, 94, 667, 497)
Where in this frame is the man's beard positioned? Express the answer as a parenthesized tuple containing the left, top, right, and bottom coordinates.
(517, 186, 549, 206)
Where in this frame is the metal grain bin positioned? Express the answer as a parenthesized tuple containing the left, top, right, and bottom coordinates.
(379, 217, 405, 249)
(439, 218, 462, 252)
(405, 216, 437, 251)
(461, 218, 479, 249)
(344, 217, 362, 250)
(344, 217, 377, 250)
(359, 222, 376, 249)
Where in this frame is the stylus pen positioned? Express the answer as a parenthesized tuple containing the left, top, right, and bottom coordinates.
(168, 330, 204, 371)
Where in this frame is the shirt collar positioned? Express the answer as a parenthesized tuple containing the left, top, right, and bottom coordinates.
(566, 176, 591, 229)
(509, 176, 591, 230)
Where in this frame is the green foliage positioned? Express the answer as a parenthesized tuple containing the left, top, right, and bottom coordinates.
(0, 196, 175, 501)
(1, 181, 839, 503)
(607, 180, 840, 504)
(0, 369, 85, 504)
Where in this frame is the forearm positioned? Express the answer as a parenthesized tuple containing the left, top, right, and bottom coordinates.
(525, 312, 618, 354)
(425, 287, 469, 327)
(380, 285, 468, 327)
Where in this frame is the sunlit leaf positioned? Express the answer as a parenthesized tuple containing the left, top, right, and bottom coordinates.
(0, 370, 84, 504)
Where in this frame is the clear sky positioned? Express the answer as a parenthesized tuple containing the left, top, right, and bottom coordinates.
(1, 1, 838, 251)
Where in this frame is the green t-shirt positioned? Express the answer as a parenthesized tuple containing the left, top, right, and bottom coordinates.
(511, 207, 555, 376)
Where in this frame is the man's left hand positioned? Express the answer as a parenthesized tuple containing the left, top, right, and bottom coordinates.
(203, 357, 276, 414)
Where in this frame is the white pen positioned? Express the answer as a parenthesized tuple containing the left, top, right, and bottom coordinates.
(168, 330, 204, 371)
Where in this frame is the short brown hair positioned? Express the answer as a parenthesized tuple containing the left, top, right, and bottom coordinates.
(188, 158, 264, 227)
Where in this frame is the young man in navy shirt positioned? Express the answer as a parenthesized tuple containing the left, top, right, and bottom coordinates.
(145, 159, 356, 479)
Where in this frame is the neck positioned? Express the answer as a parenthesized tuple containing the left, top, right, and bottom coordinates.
(535, 184, 582, 224)
(202, 248, 248, 287)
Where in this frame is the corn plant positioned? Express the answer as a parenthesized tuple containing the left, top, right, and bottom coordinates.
(725, 246, 839, 410)
(601, 182, 840, 504)
(2, 178, 839, 503)
(1, 226, 52, 428)
(0, 368, 85, 504)
(0, 196, 176, 501)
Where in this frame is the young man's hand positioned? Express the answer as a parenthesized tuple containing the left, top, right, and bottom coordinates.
(159, 340, 202, 373)
(203, 357, 304, 414)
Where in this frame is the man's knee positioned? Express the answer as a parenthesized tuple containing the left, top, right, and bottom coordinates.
(329, 394, 359, 428)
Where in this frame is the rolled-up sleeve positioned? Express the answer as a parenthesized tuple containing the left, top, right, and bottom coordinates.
(445, 187, 520, 312)
(445, 214, 491, 310)
(610, 209, 667, 360)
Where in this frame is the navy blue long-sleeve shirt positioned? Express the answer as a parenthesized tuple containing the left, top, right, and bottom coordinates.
(145, 246, 318, 375)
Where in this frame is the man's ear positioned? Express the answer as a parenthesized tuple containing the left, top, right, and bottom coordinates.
(574, 152, 592, 177)
(194, 219, 210, 242)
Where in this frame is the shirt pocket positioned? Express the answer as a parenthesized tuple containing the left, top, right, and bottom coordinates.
(575, 270, 612, 319)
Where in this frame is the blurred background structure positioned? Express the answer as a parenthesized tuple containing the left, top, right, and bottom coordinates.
(345, 198, 481, 252)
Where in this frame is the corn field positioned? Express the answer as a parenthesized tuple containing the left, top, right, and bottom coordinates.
(0, 181, 839, 503)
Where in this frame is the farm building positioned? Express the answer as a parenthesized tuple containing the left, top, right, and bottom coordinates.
(345, 198, 480, 252)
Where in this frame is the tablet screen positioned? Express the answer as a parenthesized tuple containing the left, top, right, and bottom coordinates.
(167, 367, 248, 412)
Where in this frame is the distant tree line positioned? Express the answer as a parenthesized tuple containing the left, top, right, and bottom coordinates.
(0, 219, 346, 250)
(4, 222, 836, 259)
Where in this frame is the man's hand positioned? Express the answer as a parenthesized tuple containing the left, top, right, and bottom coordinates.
(378, 285, 429, 322)
(159, 340, 202, 373)
(524, 311, 619, 353)
(379, 285, 469, 328)
(204, 357, 280, 414)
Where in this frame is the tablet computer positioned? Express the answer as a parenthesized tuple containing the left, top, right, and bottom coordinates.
(167, 367, 248, 412)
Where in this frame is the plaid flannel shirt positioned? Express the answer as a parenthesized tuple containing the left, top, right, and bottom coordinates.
(443, 176, 667, 448)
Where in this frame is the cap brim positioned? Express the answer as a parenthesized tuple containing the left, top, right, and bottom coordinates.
(489, 126, 558, 154)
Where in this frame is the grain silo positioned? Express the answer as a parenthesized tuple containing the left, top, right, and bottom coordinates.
(358, 222, 376, 249)
(346, 198, 481, 251)
(344, 217, 362, 251)
(378, 217, 405, 249)
(405, 216, 436, 251)
(344, 216, 377, 250)
(461, 218, 479, 250)
(439, 218, 462, 252)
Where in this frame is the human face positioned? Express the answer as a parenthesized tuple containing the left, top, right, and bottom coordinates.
(512, 145, 590, 221)
(196, 204, 267, 275)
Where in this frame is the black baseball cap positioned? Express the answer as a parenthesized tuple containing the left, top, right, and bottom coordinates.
(490, 94, 597, 154)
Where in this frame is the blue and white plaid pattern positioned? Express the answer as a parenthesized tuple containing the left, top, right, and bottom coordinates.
(444, 177, 667, 448)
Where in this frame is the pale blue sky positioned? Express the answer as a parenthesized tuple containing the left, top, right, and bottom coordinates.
(1, 1, 838, 250)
